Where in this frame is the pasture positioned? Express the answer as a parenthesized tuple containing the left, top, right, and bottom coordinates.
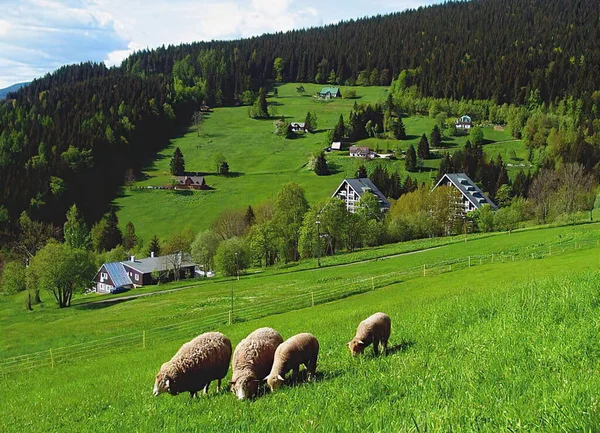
(115, 83, 524, 241)
(1, 239, 599, 431)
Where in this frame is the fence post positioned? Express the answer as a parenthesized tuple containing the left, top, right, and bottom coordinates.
(468, 256, 471, 268)
(143, 330, 146, 349)
(492, 254, 494, 264)
(549, 245, 552, 256)
(229, 310, 233, 325)
(423, 264, 426, 276)
(49, 349, 54, 368)
(449, 264, 452, 272)
(371, 277, 375, 291)
(311, 291, 315, 307)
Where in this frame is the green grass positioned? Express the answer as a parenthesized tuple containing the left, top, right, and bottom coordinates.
(115, 83, 528, 242)
(1, 234, 600, 431)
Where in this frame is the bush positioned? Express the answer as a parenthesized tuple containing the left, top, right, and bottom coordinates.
(1, 261, 27, 293)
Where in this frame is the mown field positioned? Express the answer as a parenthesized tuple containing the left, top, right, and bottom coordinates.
(115, 83, 525, 242)
(1, 225, 599, 432)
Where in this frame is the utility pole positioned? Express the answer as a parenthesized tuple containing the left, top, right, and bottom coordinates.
(316, 219, 321, 267)
(235, 252, 239, 281)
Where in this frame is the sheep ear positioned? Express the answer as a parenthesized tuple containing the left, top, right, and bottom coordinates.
(346, 341, 351, 346)
(277, 374, 285, 382)
(357, 340, 365, 345)
(263, 375, 269, 382)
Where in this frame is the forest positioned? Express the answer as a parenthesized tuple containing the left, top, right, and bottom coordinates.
(1, 0, 600, 241)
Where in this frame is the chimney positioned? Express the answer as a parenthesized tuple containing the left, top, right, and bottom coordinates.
(151, 251, 154, 258)
(130, 255, 135, 262)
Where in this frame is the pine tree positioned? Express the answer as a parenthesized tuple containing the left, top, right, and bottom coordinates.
(389, 171, 402, 199)
(170, 147, 185, 175)
(437, 152, 454, 180)
(304, 111, 317, 132)
(356, 164, 368, 178)
(431, 125, 442, 149)
(405, 144, 417, 172)
(314, 152, 329, 175)
(393, 118, 406, 139)
(220, 161, 230, 176)
(245, 205, 256, 226)
(123, 221, 138, 250)
(418, 133, 430, 159)
(332, 114, 346, 142)
(147, 235, 161, 257)
(92, 210, 122, 252)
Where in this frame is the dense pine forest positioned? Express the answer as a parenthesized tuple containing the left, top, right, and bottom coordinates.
(1, 0, 600, 238)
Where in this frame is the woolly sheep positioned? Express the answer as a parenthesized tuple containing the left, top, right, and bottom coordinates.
(347, 312, 391, 356)
(265, 333, 319, 392)
(153, 331, 232, 397)
(230, 327, 283, 400)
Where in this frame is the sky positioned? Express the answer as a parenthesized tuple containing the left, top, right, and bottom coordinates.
(0, 0, 440, 89)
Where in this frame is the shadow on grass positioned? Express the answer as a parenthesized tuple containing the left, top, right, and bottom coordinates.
(385, 340, 416, 356)
(75, 297, 135, 310)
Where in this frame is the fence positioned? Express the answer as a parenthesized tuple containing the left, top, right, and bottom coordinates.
(1, 237, 598, 374)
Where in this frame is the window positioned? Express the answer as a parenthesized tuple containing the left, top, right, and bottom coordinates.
(101, 272, 108, 280)
(135, 274, 139, 281)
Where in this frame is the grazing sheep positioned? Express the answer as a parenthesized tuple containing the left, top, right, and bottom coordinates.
(153, 332, 232, 397)
(266, 333, 319, 392)
(231, 327, 283, 400)
(347, 312, 391, 356)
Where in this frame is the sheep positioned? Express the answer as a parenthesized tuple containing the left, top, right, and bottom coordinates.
(347, 312, 391, 356)
(230, 327, 283, 400)
(265, 333, 319, 392)
(153, 331, 232, 398)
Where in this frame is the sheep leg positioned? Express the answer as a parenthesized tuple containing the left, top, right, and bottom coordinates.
(203, 382, 210, 395)
(307, 357, 317, 381)
(373, 337, 380, 356)
(292, 366, 300, 380)
(217, 378, 222, 392)
(382, 338, 388, 355)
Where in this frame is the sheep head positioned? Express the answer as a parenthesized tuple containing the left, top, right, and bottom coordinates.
(347, 338, 365, 356)
(153, 363, 172, 396)
(265, 374, 285, 392)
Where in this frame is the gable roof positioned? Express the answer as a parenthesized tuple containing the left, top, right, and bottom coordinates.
(177, 175, 205, 185)
(434, 173, 498, 210)
(319, 87, 340, 94)
(333, 178, 390, 209)
(98, 262, 133, 288)
(121, 253, 196, 274)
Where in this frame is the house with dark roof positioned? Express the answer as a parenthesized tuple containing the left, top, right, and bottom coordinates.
(94, 253, 197, 294)
(289, 122, 308, 133)
(332, 178, 391, 214)
(434, 173, 497, 214)
(176, 174, 207, 189)
(319, 87, 341, 99)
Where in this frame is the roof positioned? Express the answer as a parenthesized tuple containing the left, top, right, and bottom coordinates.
(349, 146, 371, 153)
(177, 175, 205, 185)
(102, 262, 133, 288)
(333, 178, 391, 209)
(331, 142, 342, 150)
(456, 115, 472, 123)
(434, 173, 498, 210)
(319, 87, 340, 94)
(122, 253, 196, 274)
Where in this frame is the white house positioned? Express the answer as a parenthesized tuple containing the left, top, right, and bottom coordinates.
(331, 142, 342, 150)
(348, 146, 375, 159)
(433, 173, 497, 214)
(455, 115, 473, 130)
(332, 178, 391, 213)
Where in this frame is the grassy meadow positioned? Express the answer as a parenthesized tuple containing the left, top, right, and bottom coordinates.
(115, 83, 526, 242)
(1, 225, 599, 431)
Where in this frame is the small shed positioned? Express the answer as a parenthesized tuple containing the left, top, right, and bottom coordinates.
(319, 87, 342, 99)
(455, 115, 473, 130)
(331, 142, 342, 150)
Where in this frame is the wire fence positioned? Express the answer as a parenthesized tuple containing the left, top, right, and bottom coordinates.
(1, 236, 598, 374)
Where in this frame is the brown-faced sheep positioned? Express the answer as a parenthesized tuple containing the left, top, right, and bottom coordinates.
(347, 312, 391, 356)
(265, 333, 319, 392)
(231, 327, 283, 400)
(153, 331, 232, 397)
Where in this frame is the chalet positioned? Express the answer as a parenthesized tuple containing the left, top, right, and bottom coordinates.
(319, 87, 342, 99)
(289, 122, 308, 133)
(332, 178, 391, 214)
(434, 173, 497, 214)
(94, 253, 197, 294)
(349, 146, 375, 159)
(176, 174, 207, 190)
(455, 115, 473, 130)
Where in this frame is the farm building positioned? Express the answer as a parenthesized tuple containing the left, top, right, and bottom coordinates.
(349, 146, 375, 159)
(319, 87, 342, 99)
(331, 142, 342, 150)
(434, 173, 497, 214)
(176, 174, 208, 189)
(332, 178, 391, 214)
(455, 115, 473, 130)
(94, 253, 197, 294)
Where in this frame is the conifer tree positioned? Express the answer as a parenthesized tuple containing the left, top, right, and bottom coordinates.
(430, 125, 442, 149)
(170, 147, 185, 175)
(314, 152, 329, 175)
(356, 164, 368, 178)
(405, 144, 417, 172)
(245, 206, 256, 227)
(123, 221, 138, 250)
(393, 118, 406, 139)
(147, 235, 161, 257)
(63, 204, 91, 250)
(418, 133, 431, 159)
(332, 114, 346, 142)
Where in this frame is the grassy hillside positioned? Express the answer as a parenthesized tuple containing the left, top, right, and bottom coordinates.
(115, 83, 524, 241)
(1, 234, 599, 431)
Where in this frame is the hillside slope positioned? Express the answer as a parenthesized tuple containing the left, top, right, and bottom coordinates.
(0, 82, 28, 100)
